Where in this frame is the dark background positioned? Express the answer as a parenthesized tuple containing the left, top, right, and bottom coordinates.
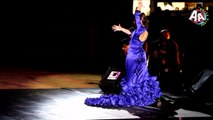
(2, 1, 134, 72)
(2, 0, 213, 82)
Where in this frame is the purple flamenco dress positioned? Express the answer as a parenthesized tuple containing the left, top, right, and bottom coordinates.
(85, 10, 161, 108)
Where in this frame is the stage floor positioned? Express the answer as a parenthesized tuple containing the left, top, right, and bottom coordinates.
(0, 67, 212, 120)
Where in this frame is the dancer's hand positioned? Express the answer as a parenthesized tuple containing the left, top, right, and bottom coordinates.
(112, 24, 122, 32)
(136, 1, 143, 11)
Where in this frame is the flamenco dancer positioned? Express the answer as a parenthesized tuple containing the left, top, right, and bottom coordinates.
(85, 1, 161, 108)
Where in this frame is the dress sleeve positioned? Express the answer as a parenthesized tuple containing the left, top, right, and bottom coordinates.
(134, 10, 145, 31)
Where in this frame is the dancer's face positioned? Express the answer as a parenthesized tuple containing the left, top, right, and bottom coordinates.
(141, 14, 145, 21)
(140, 14, 145, 26)
(140, 13, 148, 27)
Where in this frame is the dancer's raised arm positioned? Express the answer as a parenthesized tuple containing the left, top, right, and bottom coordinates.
(112, 24, 131, 35)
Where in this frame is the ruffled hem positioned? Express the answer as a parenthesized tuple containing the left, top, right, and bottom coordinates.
(85, 77, 161, 108)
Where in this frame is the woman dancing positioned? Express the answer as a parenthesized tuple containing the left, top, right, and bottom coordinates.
(84, 2, 161, 108)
